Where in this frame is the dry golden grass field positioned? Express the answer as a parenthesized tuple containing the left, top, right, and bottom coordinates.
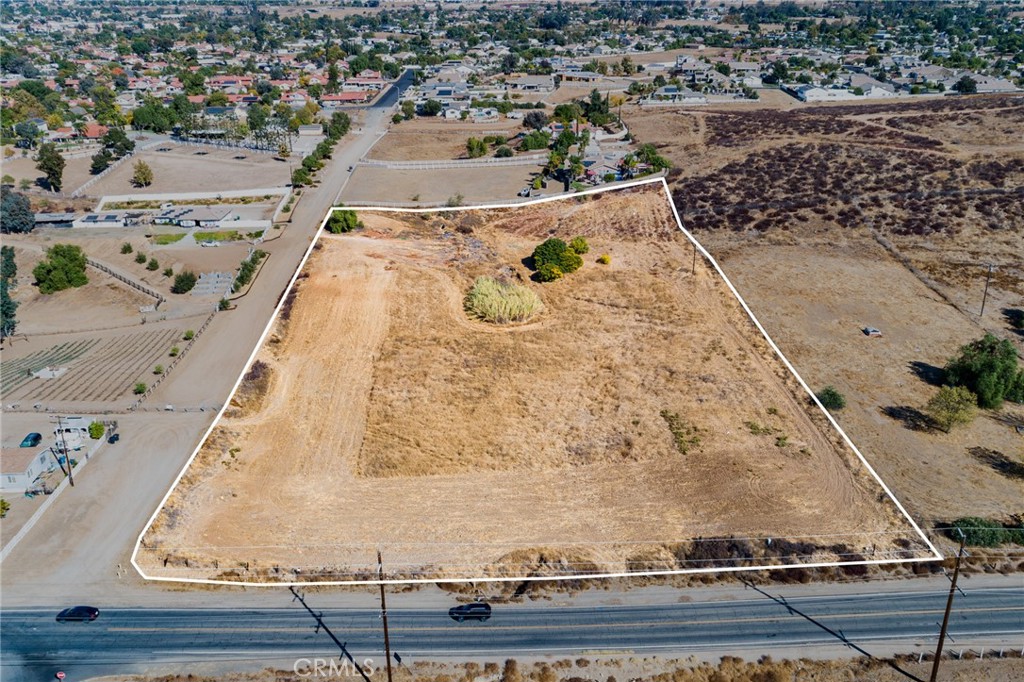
(624, 94, 1024, 541)
(138, 185, 933, 583)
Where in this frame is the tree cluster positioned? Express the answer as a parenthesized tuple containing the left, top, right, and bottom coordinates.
(1, 245, 18, 339)
(943, 333, 1024, 408)
(32, 243, 88, 294)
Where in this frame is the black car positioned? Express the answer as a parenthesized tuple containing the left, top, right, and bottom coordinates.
(448, 602, 491, 622)
(56, 606, 100, 623)
(107, 433, 120, 444)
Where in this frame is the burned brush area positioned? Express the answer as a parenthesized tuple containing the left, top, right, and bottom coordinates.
(702, 109, 942, 150)
(671, 142, 1024, 238)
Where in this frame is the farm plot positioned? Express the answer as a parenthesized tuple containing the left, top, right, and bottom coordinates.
(1, 339, 100, 397)
(138, 185, 934, 584)
(3, 328, 181, 403)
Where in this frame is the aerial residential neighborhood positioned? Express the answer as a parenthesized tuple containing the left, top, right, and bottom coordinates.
(1, 2, 1023, 682)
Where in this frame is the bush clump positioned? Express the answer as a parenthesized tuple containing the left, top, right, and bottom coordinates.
(133, 382, 147, 395)
(171, 270, 197, 294)
(464, 276, 542, 324)
(816, 386, 846, 410)
(531, 237, 583, 280)
(88, 421, 105, 439)
(597, 254, 611, 265)
(946, 517, 1024, 547)
(326, 209, 362, 234)
(536, 262, 563, 282)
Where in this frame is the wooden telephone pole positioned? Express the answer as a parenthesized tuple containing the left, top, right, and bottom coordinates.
(930, 528, 966, 682)
(378, 550, 394, 682)
(52, 416, 74, 487)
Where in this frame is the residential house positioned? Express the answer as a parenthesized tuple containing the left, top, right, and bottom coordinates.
(1, 447, 54, 492)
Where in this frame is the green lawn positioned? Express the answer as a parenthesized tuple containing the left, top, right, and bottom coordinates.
(151, 233, 186, 245)
(195, 230, 242, 242)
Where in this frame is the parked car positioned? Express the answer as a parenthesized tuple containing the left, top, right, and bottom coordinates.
(448, 602, 491, 622)
(518, 187, 531, 197)
(56, 606, 100, 623)
(107, 433, 120, 444)
(19, 432, 42, 448)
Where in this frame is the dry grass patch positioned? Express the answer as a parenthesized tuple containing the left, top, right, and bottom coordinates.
(464, 276, 542, 324)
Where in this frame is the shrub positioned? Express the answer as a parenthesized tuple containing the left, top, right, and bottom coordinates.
(532, 238, 567, 268)
(816, 386, 846, 410)
(135, 251, 147, 264)
(169, 346, 179, 357)
(162, 267, 173, 277)
(88, 421, 104, 439)
(925, 385, 977, 432)
(153, 364, 164, 375)
(32, 244, 88, 294)
(947, 517, 1023, 547)
(464, 276, 542, 324)
(133, 382, 147, 395)
(597, 254, 611, 265)
(569, 236, 590, 254)
(0, 498, 8, 518)
(219, 298, 230, 311)
(146, 257, 159, 271)
(536, 263, 563, 282)
(171, 270, 197, 294)
(495, 145, 513, 158)
(183, 329, 195, 341)
(121, 242, 133, 254)
(326, 209, 361, 234)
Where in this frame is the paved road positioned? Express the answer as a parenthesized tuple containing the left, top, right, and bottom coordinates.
(2, 586, 1021, 681)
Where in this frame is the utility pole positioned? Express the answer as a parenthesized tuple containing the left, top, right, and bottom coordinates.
(979, 263, 994, 318)
(290, 587, 373, 682)
(53, 416, 74, 487)
(378, 550, 394, 682)
(930, 528, 966, 682)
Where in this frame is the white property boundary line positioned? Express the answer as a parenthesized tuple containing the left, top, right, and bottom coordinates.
(130, 176, 943, 587)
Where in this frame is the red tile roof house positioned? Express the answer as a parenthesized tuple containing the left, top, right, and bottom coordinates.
(319, 91, 371, 108)
(82, 123, 109, 139)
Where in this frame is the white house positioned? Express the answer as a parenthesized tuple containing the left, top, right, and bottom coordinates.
(1, 447, 54, 492)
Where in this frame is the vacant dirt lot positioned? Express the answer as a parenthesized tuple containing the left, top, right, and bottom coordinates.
(87, 145, 290, 196)
(139, 187, 930, 583)
(624, 94, 1024, 530)
(342, 164, 540, 204)
(367, 127, 522, 161)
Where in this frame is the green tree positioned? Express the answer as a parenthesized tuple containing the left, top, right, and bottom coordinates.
(401, 100, 416, 120)
(131, 160, 154, 187)
(944, 334, 1024, 408)
(953, 75, 978, 94)
(326, 209, 362, 234)
(88, 421, 105, 439)
(1, 246, 16, 281)
(532, 237, 583, 276)
(0, 278, 18, 339)
(925, 385, 978, 433)
(90, 149, 113, 175)
(816, 386, 846, 410)
(35, 143, 65, 192)
(421, 99, 442, 116)
(32, 243, 88, 294)
(102, 127, 135, 157)
(171, 270, 198, 294)
(0, 187, 34, 234)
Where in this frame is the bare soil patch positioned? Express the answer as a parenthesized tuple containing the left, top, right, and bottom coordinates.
(342, 165, 539, 204)
(368, 128, 520, 161)
(86, 145, 289, 196)
(139, 187, 929, 583)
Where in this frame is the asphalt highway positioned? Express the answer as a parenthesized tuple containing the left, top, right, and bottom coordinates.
(2, 586, 1022, 681)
